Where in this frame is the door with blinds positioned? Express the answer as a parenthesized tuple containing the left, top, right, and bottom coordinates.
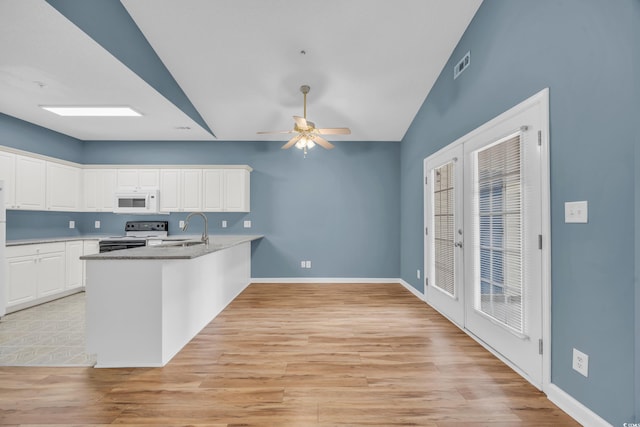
(424, 89, 548, 389)
(424, 145, 465, 326)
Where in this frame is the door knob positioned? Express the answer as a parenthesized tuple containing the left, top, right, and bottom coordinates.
(454, 241, 463, 248)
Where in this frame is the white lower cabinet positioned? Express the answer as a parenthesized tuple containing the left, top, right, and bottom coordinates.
(65, 241, 84, 290)
(6, 242, 65, 308)
(4, 240, 100, 312)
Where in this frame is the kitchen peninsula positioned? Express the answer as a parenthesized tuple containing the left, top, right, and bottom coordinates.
(81, 235, 262, 368)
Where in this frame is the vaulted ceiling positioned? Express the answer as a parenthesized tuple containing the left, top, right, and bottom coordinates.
(0, 0, 482, 142)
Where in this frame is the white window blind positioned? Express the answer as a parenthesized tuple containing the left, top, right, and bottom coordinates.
(433, 161, 456, 297)
(474, 133, 523, 332)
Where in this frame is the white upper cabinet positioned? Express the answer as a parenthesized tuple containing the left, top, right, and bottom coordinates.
(223, 169, 250, 212)
(83, 169, 117, 212)
(46, 162, 81, 211)
(202, 169, 223, 211)
(0, 151, 16, 208)
(0, 147, 251, 213)
(201, 169, 250, 212)
(160, 169, 202, 212)
(182, 169, 203, 211)
(15, 155, 46, 210)
(117, 169, 159, 188)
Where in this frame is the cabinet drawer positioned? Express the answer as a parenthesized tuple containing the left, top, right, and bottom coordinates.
(7, 241, 67, 258)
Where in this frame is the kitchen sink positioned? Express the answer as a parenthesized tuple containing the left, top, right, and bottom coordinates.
(155, 239, 207, 248)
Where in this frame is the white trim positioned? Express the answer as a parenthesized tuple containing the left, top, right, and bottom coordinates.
(538, 88, 553, 390)
(546, 384, 612, 427)
(250, 277, 401, 284)
(398, 279, 426, 301)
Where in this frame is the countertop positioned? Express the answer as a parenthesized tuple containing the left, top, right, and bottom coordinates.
(80, 235, 263, 260)
(6, 234, 208, 246)
(7, 235, 110, 246)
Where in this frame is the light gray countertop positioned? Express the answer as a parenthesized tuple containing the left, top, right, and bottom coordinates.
(6, 234, 211, 246)
(80, 235, 263, 260)
(6, 235, 109, 246)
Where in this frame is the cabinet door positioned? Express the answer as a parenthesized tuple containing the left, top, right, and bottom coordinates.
(159, 169, 181, 212)
(0, 151, 16, 209)
(15, 155, 46, 210)
(138, 169, 159, 187)
(37, 251, 65, 298)
(83, 169, 99, 211)
(224, 169, 250, 212)
(84, 169, 117, 211)
(182, 169, 202, 211)
(46, 162, 81, 211)
(117, 169, 139, 188)
(100, 169, 117, 210)
(65, 241, 84, 290)
(6, 255, 37, 306)
(202, 170, 223, 211)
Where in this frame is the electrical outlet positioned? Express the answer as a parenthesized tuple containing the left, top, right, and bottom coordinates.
(417, 269, 421, 279)
(94, 220, 101, 229)
(572, 348, 589, 377)
(305, 260, 311, 269)
(179, 220, 185, 229)
(69, 220, 75, 229)
(300, 261, 306, 268)
(222, 220, 228, 228)
(565, 201, 588, 223)
(243, 220, 251, 228)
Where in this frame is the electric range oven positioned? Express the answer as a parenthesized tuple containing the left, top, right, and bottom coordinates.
(98, 221, 168, 253)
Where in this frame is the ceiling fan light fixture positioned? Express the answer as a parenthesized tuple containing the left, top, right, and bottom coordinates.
(295, 136, 315, 150)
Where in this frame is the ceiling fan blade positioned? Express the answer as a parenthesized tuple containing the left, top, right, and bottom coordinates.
(257, 130, 294, 134)
(281, 134, 303, 149)
(310, 135, 335, 150)
(316, 127, 351, 135)
(293, 116, 309, 131)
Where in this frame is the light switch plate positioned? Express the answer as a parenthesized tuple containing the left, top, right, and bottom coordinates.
(243, 220, 251, 228)
(222, 220, 228, 228)
(565, 201, 588, 223)
(94, 220, 101, 229)
(69, 220, 75, 229)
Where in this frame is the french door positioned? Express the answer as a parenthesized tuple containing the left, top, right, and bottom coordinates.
(424, 145, 465, 327)
(424, 90, 548, 389)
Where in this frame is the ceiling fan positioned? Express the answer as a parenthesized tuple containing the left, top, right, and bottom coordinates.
(257, 85, 351, 155)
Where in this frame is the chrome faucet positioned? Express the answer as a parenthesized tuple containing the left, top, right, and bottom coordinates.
(182, 212, 209, 245)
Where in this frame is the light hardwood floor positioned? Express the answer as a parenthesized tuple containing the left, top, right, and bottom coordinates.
(0, 283, 579, 426)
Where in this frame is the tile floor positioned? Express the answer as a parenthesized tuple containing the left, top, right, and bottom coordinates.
(0, 293, 96, 366)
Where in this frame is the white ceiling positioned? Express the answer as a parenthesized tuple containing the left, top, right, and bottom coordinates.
(0, 0, 482, 142)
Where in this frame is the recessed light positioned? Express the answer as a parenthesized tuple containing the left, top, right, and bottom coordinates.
(175, 126, 191, 130)
(40, 106, 142, 117)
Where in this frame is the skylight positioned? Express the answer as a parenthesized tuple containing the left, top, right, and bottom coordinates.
(40, 106, 142, 117)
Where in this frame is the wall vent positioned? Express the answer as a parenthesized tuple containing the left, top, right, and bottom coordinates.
(453, 51, 470, 79)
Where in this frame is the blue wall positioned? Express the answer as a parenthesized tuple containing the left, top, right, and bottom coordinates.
(81, 140, 400, 278)
(0, 113, 83, 162)
(400, 0, 637, 424)
(4, 136, 400, 279)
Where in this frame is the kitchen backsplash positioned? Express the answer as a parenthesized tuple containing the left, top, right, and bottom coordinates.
(6, 210, 251, 241)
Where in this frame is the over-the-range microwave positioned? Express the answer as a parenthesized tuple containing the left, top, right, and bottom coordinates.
(114, 187, 160, 214)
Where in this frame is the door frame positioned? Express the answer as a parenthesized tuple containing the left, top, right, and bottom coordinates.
(423, 88, 550, 390)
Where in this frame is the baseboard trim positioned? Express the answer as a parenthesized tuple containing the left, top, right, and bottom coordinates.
(546, 384, 611, 427)
(250, 277, 401, 284)
(398, 279, 425, 301)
